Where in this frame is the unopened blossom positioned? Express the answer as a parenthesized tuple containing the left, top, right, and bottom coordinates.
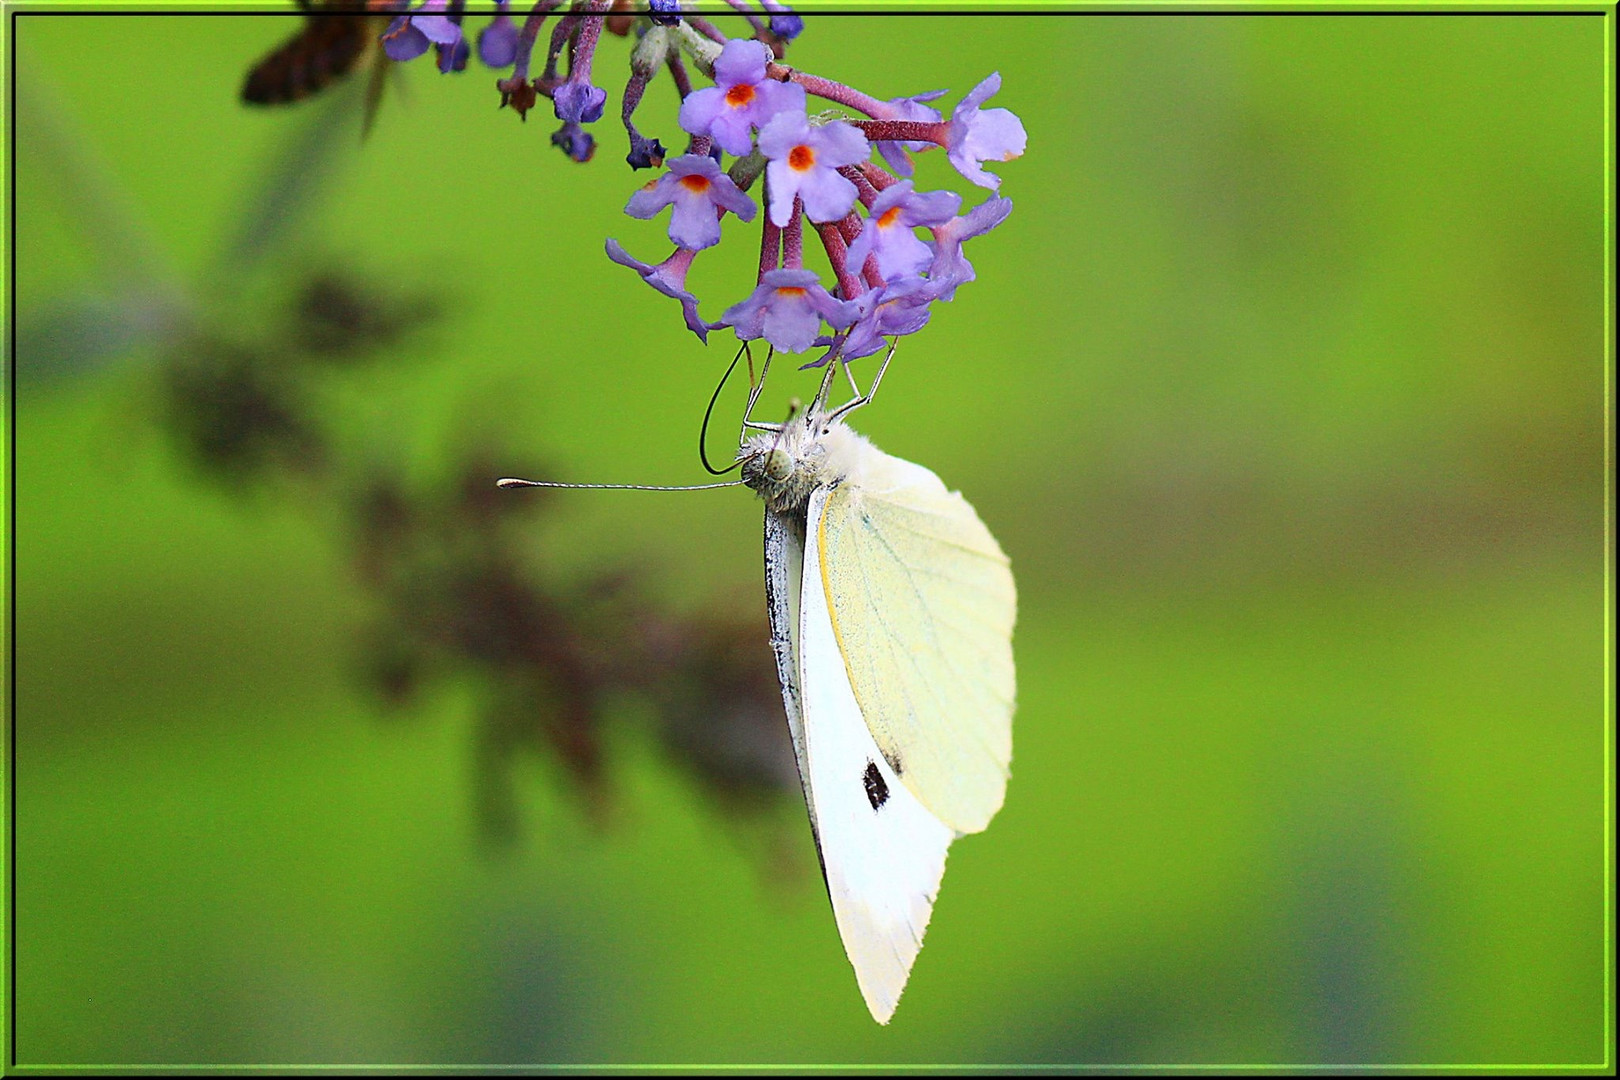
(767, 10, 804, 41)
(437, 37, 469, 74)
(555, 79, 608, 125)
(477, 3, 518, 69)
(722, 268, 859, 354)
(605, 240, 715, 342)
(758, 113, 869, 227)
(380, 1, 461, 63)
(552, 121, 596, 163)
(844, 180, 962, 282)
(946, 73, 1027, 190)
(837, 276, 939, 360)
(648, 0, 683, 26)
(927, 196, 1013, 301)
(874, 90, 945, 176)
(626, 155, 757, 251)
(678, 39, 805, 157)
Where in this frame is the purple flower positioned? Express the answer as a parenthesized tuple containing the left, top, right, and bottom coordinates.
(605, 240, 716, 343)
(874, 90, 945, 176)
(946, 73, 1027, 191)
(838, 277, 939, 360)
(625, 155, 756, 251)
(678, 39, 805, 157)
(554, 79, 607, 125)
(757, 113, 869, 227)
(478, 4, 518, 69)
(768, 12, 804, 41)
(436, 36, 469, 74)
(552, 121, 597, 163)
(722, 269, 859, 354)
(380, 2, 462, 64)
(649, 0, 683, 26)
(927, 196, 1012, 301)
(626, 132, 667, 171)
(844, 180, 962, 282)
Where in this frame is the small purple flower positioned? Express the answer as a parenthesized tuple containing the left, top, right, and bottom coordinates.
(625, 155, 757, 251)
(554, 79, 607, 125)
(927, 196, 1012, 301)
(478, 4, 518, 69)
(838, 277, 939, 360)
(605, 239, 715, 343)
(946, 73, 1027, 191)
(722, 269, 859, 354)
(678, 39, 805, 157)
(874, 90, 945, 176)
(436, 36, 470, 74)
(552, 121, 597, 163)
(768, 13, 804, 41)
(626, 132, 667, 171)
(649, 0, 683, 26)
(844, 180, 962, 282)
(757, 113, 869, 227)
(380, 1, 462, 64)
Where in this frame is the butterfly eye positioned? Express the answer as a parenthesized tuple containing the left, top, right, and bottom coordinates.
(764, 448, 793, 483)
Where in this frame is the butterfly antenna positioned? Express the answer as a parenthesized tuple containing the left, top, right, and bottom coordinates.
(699, 341, 749, 475)
(497, 477, 744, 492)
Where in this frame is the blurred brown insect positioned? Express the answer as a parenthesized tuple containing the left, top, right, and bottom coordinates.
(242, 2, 393, 133)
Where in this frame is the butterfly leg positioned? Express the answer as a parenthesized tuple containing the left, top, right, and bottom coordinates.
(827, 337, 899, 424)
(740, 345, 785, 435)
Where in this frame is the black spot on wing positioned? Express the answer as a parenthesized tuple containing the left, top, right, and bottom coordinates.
(884, 750, 904, 777)
(863, 760, 889, 811)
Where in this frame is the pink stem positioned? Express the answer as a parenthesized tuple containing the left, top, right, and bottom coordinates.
(720, 0, 767, 36)
(838, 165, 881, 209)
(758, 218, 782, 281)
(849, 119, 949, 146)
(782, 200, 804, 269)
(814, 220, 864, 300)
(859, 160, 900, 192)
(687, 15, 729, 45)
(767, 64, 888, 117)
(510, 0, 561, 81)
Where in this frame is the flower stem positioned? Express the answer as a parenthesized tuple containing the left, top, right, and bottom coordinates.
(766, 65, 887, 118)
(859, 160, 900, 192)
(720, 0, 767, 37)
(511, 0, 561, 81)
(814, 220, 863, 300)
(782, 200, 804, 270)
(686, 15, 729, 45)
(849, 119, 949, 145)
(757, 217, 782, 281)
(566, 0, 611, 85)
(838, 165, 881, 209)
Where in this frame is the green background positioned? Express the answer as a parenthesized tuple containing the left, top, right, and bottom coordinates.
(9, 10, 1611, 1067)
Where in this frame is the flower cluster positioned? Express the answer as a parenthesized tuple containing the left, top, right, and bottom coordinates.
(380, 1, 1025, 361)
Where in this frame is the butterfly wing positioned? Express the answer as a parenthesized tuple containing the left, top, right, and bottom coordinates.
(817, 450, 1016, 836)
(798, 486, 956, 1024)
(763, 509, 820, 850)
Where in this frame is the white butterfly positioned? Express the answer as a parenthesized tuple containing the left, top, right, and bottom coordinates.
(737, 356, 1016, 1024)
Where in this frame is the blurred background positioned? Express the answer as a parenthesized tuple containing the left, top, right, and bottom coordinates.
(9, 11, 1608, 1067)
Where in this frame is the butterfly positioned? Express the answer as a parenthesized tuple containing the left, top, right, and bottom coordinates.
(737, 353, 1016, 1023)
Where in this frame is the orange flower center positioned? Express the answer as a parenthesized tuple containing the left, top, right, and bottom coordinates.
(725, 83, 756, 107)
(877, 206, 902, 228)
(788, 145, 816, 171)
(775, 286, 808, 299)
(679, 174, 712, 194)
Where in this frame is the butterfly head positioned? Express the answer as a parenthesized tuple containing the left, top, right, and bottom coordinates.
(739, 411, 858, 516)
